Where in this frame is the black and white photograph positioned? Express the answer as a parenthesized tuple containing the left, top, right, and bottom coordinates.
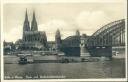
(1, 0, 127, 81)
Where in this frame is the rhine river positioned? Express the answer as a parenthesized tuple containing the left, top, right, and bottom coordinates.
(4, 48, 125, 79)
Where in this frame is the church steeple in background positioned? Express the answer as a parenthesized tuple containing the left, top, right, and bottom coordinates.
(23, 9, 30, 32)
(55, 29, 62, 50)
(31, 11, 38, 31)
(76, 29, 80, 36)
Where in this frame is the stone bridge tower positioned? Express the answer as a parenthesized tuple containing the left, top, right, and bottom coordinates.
(80, 34, 90, 57)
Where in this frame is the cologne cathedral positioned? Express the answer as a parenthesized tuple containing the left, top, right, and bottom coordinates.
(19, 10, 48, 50)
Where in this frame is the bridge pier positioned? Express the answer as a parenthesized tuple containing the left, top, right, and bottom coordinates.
(80, 34, 90, 57)
(80, 47, 90, 57)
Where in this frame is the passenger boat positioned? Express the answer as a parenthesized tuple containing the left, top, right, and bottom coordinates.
(18, 54, 33, 64)
(18, 56, 27, 64)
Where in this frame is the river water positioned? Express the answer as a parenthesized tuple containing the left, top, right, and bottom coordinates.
(4, 48, 125, 79)
(4, 57, 125, 79)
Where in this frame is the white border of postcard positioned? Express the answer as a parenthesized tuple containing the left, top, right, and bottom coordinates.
(1, 0, 127, 82)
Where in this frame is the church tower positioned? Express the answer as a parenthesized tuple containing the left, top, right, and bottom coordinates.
(55, 29, 62, 51)
(23, 9, 30, 32)
(76, 29, 80, 36)
(23, 9, 30, 40)
(31, 11, 38, 31)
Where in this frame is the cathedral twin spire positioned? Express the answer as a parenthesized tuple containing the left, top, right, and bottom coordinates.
(31, 11, 38, 31)
(23, 9, 38, 32)
(23, 10, 30, 31)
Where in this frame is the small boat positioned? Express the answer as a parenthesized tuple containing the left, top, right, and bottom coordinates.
(112, 51, 119, 56)
(18, 53, 33, 64)
(58, 52, 65, 56)
(18, 56, 27, 64)
(100, 56, 110, 61)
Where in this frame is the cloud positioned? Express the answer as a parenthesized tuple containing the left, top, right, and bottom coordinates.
(4, 26, 22, 42)
(38, 19, 68, 31)
(76, 11, 111, 35)
(38, 19, 77, 41)
(4, 19, 77, 42)
(4, 11, 113, 42)
(4, 9, 124, 42)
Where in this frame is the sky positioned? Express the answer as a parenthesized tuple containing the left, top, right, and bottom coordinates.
(3, 1, 125, 42)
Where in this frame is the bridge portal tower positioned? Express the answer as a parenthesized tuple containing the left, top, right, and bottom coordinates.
(80, 34, 90, 57)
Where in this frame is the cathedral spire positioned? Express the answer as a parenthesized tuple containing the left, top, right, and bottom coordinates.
(25, 9, 29, 22)
(31, 11, 38, 31)
(23, 9, 30, 40)
(23, 9, 30, 32)
(33, 11, 36, 21)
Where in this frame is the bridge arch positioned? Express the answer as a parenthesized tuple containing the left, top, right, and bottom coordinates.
(87, 19, 125, 46)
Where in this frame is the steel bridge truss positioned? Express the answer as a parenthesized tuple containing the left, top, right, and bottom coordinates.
(87, 19, 125, 47)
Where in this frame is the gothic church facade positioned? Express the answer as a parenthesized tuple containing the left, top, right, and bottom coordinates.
(21, 10, 48, 50)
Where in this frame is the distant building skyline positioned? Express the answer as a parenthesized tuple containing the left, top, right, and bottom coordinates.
(3, 2, 125, 42)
